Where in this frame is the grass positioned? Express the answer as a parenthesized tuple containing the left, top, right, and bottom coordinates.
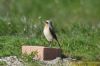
(0, 22, 100, 61)
(0, 0, 100, 62)
(21, 52, 41, 66)
(24, 62, 40, 66)
(0, 61, 7, 66)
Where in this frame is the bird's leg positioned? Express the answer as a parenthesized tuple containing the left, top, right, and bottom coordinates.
(48, 41, 52, 47)
(57, 41, 61, 49)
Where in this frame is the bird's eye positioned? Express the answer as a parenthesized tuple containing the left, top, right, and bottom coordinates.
(46, 22, 48, 24)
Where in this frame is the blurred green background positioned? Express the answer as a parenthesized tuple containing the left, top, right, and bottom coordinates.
(0, 0, 100, 61)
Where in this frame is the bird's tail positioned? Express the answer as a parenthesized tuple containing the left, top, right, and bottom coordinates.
(56, 39, 61, 49)
(56, 40, 66, 59)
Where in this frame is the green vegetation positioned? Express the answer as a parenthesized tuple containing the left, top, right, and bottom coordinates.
(0, 0, 100, 62)
(0, 61, 7, 66)
(22, 51, 38, 62)
(22, 52, 40, 66)
(25, 62, 40, 66)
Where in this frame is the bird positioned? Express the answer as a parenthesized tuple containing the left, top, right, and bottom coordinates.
(43, 20, 61, 48)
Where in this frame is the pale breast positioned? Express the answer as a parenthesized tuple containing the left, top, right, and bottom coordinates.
(43, 26, 53, 41)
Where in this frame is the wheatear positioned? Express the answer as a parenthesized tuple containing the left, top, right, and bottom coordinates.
(43, 20, 61, 48)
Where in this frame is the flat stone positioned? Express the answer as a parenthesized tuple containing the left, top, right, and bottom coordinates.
(22, 46, 61, 61)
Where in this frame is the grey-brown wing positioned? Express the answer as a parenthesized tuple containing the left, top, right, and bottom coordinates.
(49, 27, 57, 40)
(49, 27, 61, 48)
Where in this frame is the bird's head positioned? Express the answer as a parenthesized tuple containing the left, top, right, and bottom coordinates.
(45, 20, 52, 25)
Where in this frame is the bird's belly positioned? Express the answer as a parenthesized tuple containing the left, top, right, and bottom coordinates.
(43, 29, 53, 41)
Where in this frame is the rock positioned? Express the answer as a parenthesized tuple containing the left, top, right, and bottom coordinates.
(0, 56, 23, 66)
(38, 57, 74, 66)
(22, 46, 61, 61)
(0, 56, 76, 66)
